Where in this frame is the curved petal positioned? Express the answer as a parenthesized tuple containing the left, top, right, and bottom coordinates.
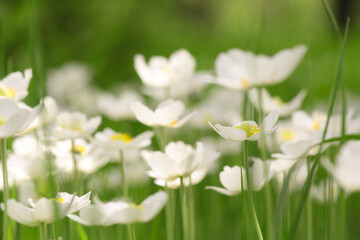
(138, 191, 168, 222)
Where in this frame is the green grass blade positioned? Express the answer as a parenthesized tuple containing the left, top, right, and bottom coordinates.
(321, 0, 342, 39)
(288, 19, 350, 239)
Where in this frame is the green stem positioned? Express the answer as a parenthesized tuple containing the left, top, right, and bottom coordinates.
(70, 140, 78, 193)
(39, 223, 47, 240)
(164, 184, 174, 240)
(337, 188, 346, 240)
(243, 141, 264, 240)
(1, 138, 8, 240)
(189, 176, 196, 240)
(180, 177, 189, 240)
(119, 150, 128, 200)
(127, 224, 135, 240)
(241, 90, 249, 239)
(306, 158, 313, 240)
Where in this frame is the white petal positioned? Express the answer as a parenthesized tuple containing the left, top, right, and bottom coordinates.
(138, 191, 168, 222)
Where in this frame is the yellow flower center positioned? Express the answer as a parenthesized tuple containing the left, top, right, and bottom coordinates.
(0, 86, 16, 99)
(0, 117, 7, 126)
(272, 96, 285, 106)
(161, 65, 171, 74)
(280, 129, 296, 141)
(235, 121, 261, 137)
(240, 78, 250, 88)
(170, 120, 178, 126)
(312, 120, 321, 131)
(70, 145, 86, 155)
(56, 198, 64, 204)
(129, 203, 144, 210)
(110, 133, 133, 143)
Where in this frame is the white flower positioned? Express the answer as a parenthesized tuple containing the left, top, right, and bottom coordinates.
(47, 62, 92, 101)
(1, 192, 91, 226)
(68, 191, 167, 226)
(93, 128, 153, 150)
(134, 49, 196, 88)
(275, 120, 309, 146)
(322, 141, 360, 193)
(54, 112, 101, 140)
(96, 90, 143, 120)
(249, 88, 306, 117)
(142, 141, 203, 181)
(272, 139, 314, 159)
(206, 158, 272, 196)
(209, 45, 307, 90)
(153, 143, 220, 189)
(130, 99, 197, 128)
(208, 111, 279, 141)
(0, 97, 40, 139)
(0, 69, 32, 101)
(52, 139, 110, 174)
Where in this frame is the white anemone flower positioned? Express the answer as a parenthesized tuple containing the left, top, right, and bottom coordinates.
(68, 191, 167, 226)
(249, 88, 306, 117)
(153, 144, 220, 189)
(0, 69, 32, 101)
(93, 128, 153, 150)
(0, 97, 40, 139)
(275, 120, 310, 146)
(209, 45, 307, 90)
(54, 112, 101, 140)
(96, 90, 143, 120)
(52, 139, 110, 174)
(1, 192, 91, 226)
(130, 99, 197, 128)
(142, 141, 203, 181)
(272, 139, 314, 159)
(208, 111, 279, 141)
(206, 158, 272, 196)
(134, 49, 196, 88)
(322, 141, 360, 193)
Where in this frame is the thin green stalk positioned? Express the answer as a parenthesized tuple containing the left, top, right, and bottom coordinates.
(127, 224, 135, 240)
(71, 140, 78, 193)
(306, 158, 313, 240)
(189, 176, 196, 240)
(243, 141, 263, 240)
(321, 0, 342, 39)
(39, 223, 47, 240)
(288, 19, 350, 239)
(241, 91, 248, 239)
(257, 87, 274, 240)
(337, 188, 346, 240)
(1, 138, 9, 240)
(164, 184, 174, 240)
(119, 150, 128, 200)
(180, 177, 189, 240)
(52, 224, 57, 240)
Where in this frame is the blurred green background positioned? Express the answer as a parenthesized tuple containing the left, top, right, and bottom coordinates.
(1, 0, 360, 103)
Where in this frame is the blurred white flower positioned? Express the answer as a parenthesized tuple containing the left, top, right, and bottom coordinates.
(93, 128, 153, 150)
(142, 141, 203, 181)
(47, 62, 92, 102)
(0, 97, 40, 139)
(322, 141, 360, 193)
(206, 158, 272, 196)
(272, 139, 314, 159)
(1, 192, 91, 226)
(153, 143, 220, 189)
(130, 99, 196, 128)
(52, 139, 109, 174)
(275, 120, 309, 146)
(96, 90, 143, 120)
(249, 88, 306, 117)
(209, 45, 307, 90)
(68, 191, 167, 226)
(54, 112, 101, 140)
(0, 69, 32, 101)
(209, 111, 279, 141)
(134, 49, 196, 88)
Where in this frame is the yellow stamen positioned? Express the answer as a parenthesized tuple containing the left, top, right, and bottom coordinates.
(280, 129, 296, 141)
(129, 203, 144, 210)
(56, 198, 64, 204)
(272, 96, 285, 106)
(240, 78, 250, 88)
(0, 117, 7, 126)
(235, 121, 261, 137)
(312, 121, 321, 131)
(0, 86, 16, 99)
(70, 145, 86, 155)
(110, 133, 133, 143)
(170, 120, 178, 126)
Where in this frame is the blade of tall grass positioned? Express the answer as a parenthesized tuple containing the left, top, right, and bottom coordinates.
(288, 19, 350, 239)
